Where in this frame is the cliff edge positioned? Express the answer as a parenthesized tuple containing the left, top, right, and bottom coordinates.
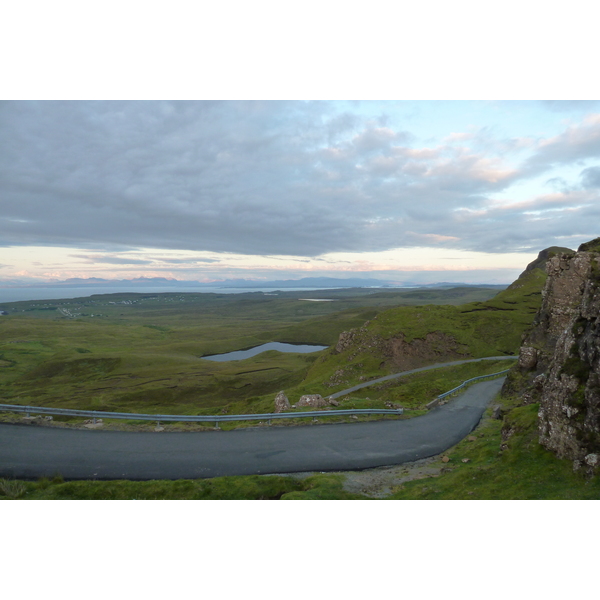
(502, 238, 600, 472)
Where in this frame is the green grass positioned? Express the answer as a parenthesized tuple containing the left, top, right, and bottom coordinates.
(387, 412, 600, 500)
(0, 473, 367, 500)
(281, 268, 546, 399)
(327, 360, 513, 411)
(0, 286, 506, 418)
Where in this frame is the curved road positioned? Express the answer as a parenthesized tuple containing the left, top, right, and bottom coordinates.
(0, 377, 505, 480)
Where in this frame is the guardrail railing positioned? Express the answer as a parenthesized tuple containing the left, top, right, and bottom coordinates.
(437, 369, 510, 400)
(0, 368, 512, 427)
(424, 369, 510, 409)
(0, 403, 403, 428)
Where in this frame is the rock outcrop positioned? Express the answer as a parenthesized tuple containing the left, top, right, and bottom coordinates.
(503, 238, 600, 471)
(274, 391, 291, 413)
(333, 326, 467, 371)
(296, 394, 328, 408)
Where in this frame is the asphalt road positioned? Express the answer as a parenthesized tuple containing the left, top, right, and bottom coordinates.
(0, 377, 505, 480)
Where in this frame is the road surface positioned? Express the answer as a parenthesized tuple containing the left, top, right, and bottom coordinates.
(0, 377, 505, 480)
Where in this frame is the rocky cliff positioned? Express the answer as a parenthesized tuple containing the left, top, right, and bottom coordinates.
(502, 238, 600, 472)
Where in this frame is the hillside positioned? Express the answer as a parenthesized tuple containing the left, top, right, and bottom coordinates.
(289, 247, 573, 401)
(0, 285, 504, 419)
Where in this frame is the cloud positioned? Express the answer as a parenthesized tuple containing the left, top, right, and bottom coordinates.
(159, 257, 220, 264)
(0, 101, 598, 260)
(581, 165, 600, 188)
(523, 114, 600, 173)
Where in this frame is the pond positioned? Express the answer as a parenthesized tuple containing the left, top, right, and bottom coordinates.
(202, 342, 328, 362)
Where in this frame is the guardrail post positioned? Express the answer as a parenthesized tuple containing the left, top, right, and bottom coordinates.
(268, 419, 271, 425)
(215, 421, 219, 428)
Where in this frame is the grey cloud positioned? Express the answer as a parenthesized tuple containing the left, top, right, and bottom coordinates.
(581, 166, 600, 188)
(159, 258, 220, 264)
(0, 101, 597, 259)
(522, 116, 600, 174)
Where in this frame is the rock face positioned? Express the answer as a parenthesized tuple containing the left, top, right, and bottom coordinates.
(383, 332, 468, 371)
(296, 394, 328, 408)
(335, 330, 357, 353)
(274, 391, 291, 413)
(504, 239, 600, 470)
(334, 327, 467, 372)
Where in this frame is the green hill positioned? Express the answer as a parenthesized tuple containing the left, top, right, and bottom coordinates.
(288, 249, 570, 402)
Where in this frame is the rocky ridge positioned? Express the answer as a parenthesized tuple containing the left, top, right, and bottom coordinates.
(502, 239, 600, 472)
(333, 320, 468, 372)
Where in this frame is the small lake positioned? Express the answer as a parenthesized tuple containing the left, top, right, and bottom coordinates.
(202, 342, 328, 362)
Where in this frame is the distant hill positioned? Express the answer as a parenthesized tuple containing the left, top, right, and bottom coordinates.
(1, 275, 509, 290)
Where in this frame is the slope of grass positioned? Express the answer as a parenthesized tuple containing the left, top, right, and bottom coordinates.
(387, 401, 600, 500)
(0, 472, 366, 500)
(0, 287, 505, 417)
(286, 267, 546, 398)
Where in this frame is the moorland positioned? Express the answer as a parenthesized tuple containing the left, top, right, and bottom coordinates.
(0, 285, 506, 421)
(2, 260, 600, 500)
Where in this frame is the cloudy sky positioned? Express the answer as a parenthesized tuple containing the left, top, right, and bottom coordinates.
(1, 99, 600, 285)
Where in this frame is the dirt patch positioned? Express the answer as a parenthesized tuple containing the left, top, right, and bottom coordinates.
(274, 455, 446, 498)
(339, 457, 445, 498)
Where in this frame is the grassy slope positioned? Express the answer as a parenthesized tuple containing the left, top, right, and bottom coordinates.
(387, 397, 600, 500)
(286, 267, 546, 401)
(0, 473, 365, 500)
(0, 287, 503, 417)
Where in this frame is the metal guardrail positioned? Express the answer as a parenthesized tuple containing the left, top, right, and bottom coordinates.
(0, 403, 403, 428)
(0, 366, 512, 427)
(436, 369, 510, 401)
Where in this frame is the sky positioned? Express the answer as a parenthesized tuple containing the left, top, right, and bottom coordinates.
(1, 2, 598, 289)
(2, 99, 599, 286)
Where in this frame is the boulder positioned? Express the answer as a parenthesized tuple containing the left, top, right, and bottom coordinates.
(335, 330, 356, 353)
(518, 346, 538, 370)
(297, 394, 328, 408)
(274, 391, 291, 413)
(328, 398, 340, 406)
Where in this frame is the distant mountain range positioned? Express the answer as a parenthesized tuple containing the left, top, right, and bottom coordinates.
(0, 276, 507, 290)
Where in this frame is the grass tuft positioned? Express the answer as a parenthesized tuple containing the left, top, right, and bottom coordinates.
(0, 478, 27, 499)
